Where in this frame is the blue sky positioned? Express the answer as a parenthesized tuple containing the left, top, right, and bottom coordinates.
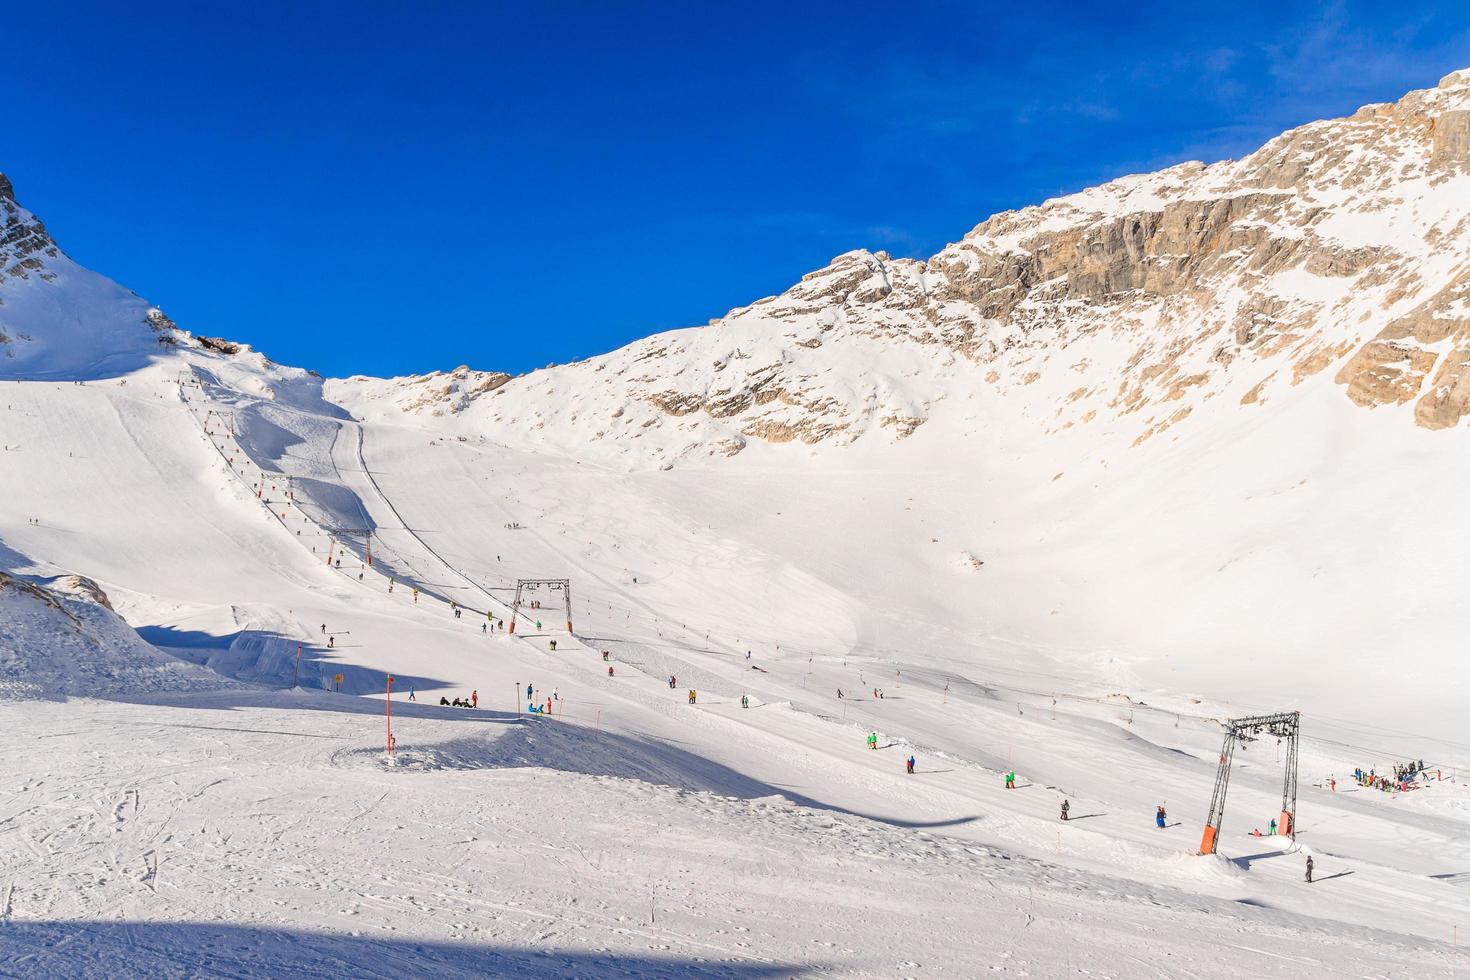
(6, 2, 1470, 377)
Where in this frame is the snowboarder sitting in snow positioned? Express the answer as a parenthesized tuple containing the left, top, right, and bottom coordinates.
(440, 696, 450, 706)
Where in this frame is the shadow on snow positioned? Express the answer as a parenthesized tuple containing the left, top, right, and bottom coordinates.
(0, 919, 806, 978)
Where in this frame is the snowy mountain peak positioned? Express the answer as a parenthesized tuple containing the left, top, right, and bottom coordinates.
(0, 172, 60, 284)
(330, 67, 1470, 465)
(0, 174, 188, 379)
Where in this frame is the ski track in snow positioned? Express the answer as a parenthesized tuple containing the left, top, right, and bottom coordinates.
(1, 362, 1469, 977)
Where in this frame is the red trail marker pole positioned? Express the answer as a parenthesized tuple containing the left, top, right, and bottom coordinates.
(385, 674, 394, 756)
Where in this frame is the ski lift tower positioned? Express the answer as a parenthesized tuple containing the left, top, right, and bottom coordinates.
(1199, 710, 1300, 855)
(508, 578, 572, 634)
(325, 526, 375, 567)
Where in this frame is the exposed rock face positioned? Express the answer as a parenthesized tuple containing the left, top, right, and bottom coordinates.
(1, 173, 179, 376)
(46, 574, 115, 612)
(340, 365, 513, 418)
(0, 174, 59, 284)
(341, 68, 1470, 463)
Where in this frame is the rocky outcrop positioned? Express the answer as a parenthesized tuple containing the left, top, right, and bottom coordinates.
(348, 365, 513, 417)
(0, 173, 60, 284)
(339, 68, 1470, 461)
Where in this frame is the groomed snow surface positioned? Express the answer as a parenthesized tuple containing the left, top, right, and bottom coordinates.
(2, 361, 1469, 978)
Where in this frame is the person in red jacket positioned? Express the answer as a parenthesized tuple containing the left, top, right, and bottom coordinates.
(471, 690, 478, 709)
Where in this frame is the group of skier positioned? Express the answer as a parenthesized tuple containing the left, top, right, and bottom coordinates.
(1352, 760, 1431, 793)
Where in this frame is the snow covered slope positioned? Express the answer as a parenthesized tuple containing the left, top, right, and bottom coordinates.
(339, 68, 1470, 462)
(0, 569, 231, 700)
(4, 70, 1470, 977)
(320, 70, 1470, 751)
(0, 175, 186, 379)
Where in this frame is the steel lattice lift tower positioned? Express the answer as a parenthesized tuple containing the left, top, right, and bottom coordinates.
(1199, 710, 1300, 855)
(508, 578, 572, 634)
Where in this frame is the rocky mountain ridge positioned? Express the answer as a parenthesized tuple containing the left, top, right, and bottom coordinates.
(0, 173, 61, 284)
(9, 69, 1470, 459)
(0, 174, 184, 376)
(336, 67, 1470, 466)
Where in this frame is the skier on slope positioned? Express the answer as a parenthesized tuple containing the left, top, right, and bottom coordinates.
(867, 732, 878, 750)
(471, 690, 478, 708)
(906, 756, 915, 774)
(607, 665, 614, 677)
(1155, 805, 1167, 829)
(1305, 855, 1313, 883)
(1004, 771, 1016, 789)
(328, 635, 334, 648)
(1060, 800, 1070, 821)
(741, 694, 749, 709)
(549, 639, 557, 651)
(526, 683, 534, 700)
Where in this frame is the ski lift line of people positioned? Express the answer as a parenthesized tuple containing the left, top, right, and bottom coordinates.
(190, 392, 518, 623)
